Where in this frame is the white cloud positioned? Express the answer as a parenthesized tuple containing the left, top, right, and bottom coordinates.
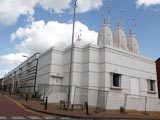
(0, 53, 28, 68)
(0, 0, 37, 26)
(38, 0, 103, 13)
(0, 52, 31, 78)
(76, 0, 103, 13)
(0, 51, 29, 78)
(39, 0, 71, 13)
(0, 0, 104, 25)
(136, 0, 160, 7)
(11, 20, 98, 54)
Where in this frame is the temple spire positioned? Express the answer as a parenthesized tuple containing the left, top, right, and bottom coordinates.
(120, 9, 124, 29)
(104, 17, 107, 24)
(129, 29, 133, 36)
(132, 18, 136, 36)
(127, 29, 139, 54)
(117, 21, 120, 28)
(108, 0, 111, 26)
(77, 30, 82, 41)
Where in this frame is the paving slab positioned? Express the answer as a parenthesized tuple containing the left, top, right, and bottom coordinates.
(27, 116, 42, 119)
(0, 116, 7, 119)
(1, 92, 160, 120)
(11, 116, 26, 119)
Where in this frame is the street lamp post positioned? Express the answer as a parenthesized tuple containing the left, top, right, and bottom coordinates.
(67, 0, 77, 110)
(22, 55, 29, 59)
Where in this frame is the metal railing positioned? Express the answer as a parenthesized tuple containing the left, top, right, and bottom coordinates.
(12, 84, 160, 112)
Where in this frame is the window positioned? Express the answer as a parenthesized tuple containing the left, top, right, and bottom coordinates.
(19, 68, 22, 75)
(148, 80, 156, 92)
(13, 71, 17, 78)
(14, 71, 16, 76)
(27, 62, 31, 72)
(111, 73, 121, 88)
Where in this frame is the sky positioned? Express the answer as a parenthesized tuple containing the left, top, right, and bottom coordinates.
(0, 0, 160, 78)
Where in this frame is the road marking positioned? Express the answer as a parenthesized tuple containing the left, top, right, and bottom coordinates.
(27, 116, 42, 119)
(0, 116, 7, 119)
(11, 116, 25, 119)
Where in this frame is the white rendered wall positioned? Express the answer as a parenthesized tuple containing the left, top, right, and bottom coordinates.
(37, 48, 52, 84)
(36, 44, 160, 111)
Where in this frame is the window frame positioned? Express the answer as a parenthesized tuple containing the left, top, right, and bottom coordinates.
(110, 72, 122, 90)
(27, 62, 31, 72)
(147, 79, 156, 93)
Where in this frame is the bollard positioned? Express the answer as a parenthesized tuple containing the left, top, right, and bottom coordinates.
(85, 102, 89, 115)
(26, 94, 28, 102)
(45, 96, 48, 110)
(143, 96, 148, 115)
(9, 89, 11, 96)
(120, 106, 126, 113)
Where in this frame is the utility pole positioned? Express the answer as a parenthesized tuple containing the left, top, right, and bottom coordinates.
(67, 0, 77, 110)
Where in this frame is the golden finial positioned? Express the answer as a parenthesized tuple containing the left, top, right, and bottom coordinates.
(77, 30, 82, 41)
(117, 21, 120, 27)
(104, 17, 107, 24)
(79, 30, 82, 37)
(77, 35, 80, 41)
(129, 29, 132, 35)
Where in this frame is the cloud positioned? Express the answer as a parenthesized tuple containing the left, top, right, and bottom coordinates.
(38, 0, 103, 13)
(11, 20, 98, 54)
(0, 53, 28, 68)
(0, 52, 31, 78)
(76, 0, 103, 13)
(0, 0, 104, 26)
(0, 0, 37, 26)
(39, 0, 71, 13)
(136, 0, 160, 7)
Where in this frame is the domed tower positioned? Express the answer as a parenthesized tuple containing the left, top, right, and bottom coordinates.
(113, 21, 127, 50)
(127, 29, 139, 54)
(97, 17, 113, 47)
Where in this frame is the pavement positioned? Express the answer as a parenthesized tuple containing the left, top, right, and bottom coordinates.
(1, 91, 160, 119)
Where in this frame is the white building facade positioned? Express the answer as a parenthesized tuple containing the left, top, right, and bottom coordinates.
(3, 53, 40, 93)
(2, 19, 160, 111)
(35, 19, 160, 111)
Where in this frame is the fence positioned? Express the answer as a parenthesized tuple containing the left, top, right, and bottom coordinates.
(16, 84, 160, 112)
(34, 84, 69, 102)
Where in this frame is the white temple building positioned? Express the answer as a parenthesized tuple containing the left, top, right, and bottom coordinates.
(35, 18, 159, 111)
(2, 18, 160, 111)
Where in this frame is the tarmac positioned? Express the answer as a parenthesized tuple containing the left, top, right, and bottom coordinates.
(1, 91, 160, 119)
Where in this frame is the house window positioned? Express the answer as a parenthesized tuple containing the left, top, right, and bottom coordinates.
(148, 80, 156, 92)
(111, 73, 121, 88)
